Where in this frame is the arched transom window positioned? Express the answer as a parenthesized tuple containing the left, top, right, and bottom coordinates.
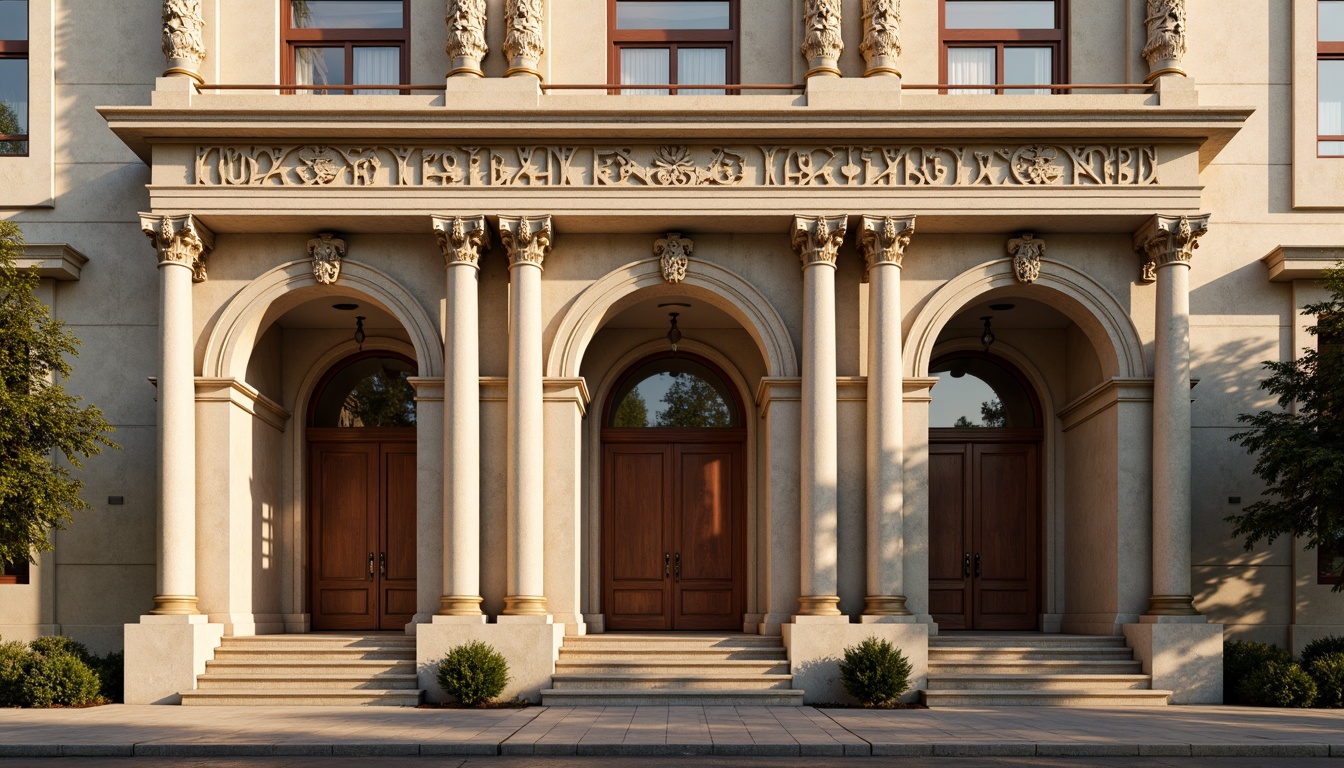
(609, 356, 740, 428)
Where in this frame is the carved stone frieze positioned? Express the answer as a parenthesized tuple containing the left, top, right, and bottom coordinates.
(140, 213, 213, 282)
(792, 215, 849, 269)
(802, 0, 844, 77)
(858, 214, 915, 282)
(655, 233, 693, 284)
(498, 215, 552, 269)
(447, 0, 489, 77)
(432, 215, 492, 268)
(1142, 0, 1187, 79)
(1007, 233, 1045, 285)
(308, 233, 346, 285)
(1134, 213, 1209, 279)
(195, 143, 1160, 189)
(503, 0, 544, 77)
(860, 0, 901, 77)
(161, 0, 206, 79)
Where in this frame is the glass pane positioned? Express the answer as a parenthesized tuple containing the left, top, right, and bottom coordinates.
(353, 46, 398, 94)
(621, 47, 670, 95)
(930, 357, 1036, 428)
(296, 47, 345, 93)
(948, 47, 995, 94)
(616, 1, 731, 30)
(313, 357, 417, 427)
(1321, 140, 1344, 156)
(0, 0, 27, 40)
(1321, 60, 1344, 136)
(291, 0, 402, 29)
(0, 57, 27, 154)
(1322, 1, 1344, 41)
(610, 359, 738, 428)
(1004, 46, 1052, 94)
(945, 1, 1056, 29)
(677, 47, 727, 94)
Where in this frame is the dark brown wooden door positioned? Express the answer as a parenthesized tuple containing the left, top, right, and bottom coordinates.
(310, 432, 416, 631)
(603, 434, 745, 630)
(929, 437, 1039, 631)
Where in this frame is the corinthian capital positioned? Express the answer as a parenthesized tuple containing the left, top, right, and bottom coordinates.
(801, 0, 844, 78)
(140, 213, 214, 282)
(858, 215, 915, 279)
(161, 0, 207, 82)
(1134, 213, 1209, 279)
(432, 215, 492, 268)
(504, 0, 545, 78)
(860, 0, 902, 77)
(498, 215, 552, 269)
(447, 0, 489, 77)
(792, 214, 848, 269)
(1141, 0, 1188, 80)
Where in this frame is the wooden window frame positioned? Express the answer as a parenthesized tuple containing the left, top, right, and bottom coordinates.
(281, 0, 410, 94)
(938, 0, 1067, 94)
(608, 0, 740, 95)
(1320, 2, 1344, 156)
(0, 0, 28, 155)
(0, 559, 31, 585)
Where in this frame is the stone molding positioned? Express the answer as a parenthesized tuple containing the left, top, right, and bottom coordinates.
(860, 0, 901, 77)
(161, 0, 206, 82)
(858, 214, 915, 280)
(446, 0, 489, 78)
(1260, 245, 1344, 282)
(307, 233, 345, 285)
(503, 0, 544, 78)
(1142, 0, 1188, 80)
(792, 214, 848, 269)
(1007, 233, 1045, 285)
(17, 244, 89, 281)
(1058, 377, 1155, 431)
(1134, 213, 1209, 280)
(654, 232, 692, 284)
(754, 377, 802, 417)
(498, 215, 552, 269)
(432, 215, 492, 268)
(194, 378, 291, 432)
(802, 0, 844, 77)
(140, 212, 213, 282)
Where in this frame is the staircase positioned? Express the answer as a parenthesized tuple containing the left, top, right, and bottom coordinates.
(922, 633, 1170, 707)
(541, 633, 805, 706)
(180, 634, 424, 706)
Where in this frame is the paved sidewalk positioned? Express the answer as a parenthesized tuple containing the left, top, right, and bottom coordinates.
(0, 705, 1341, 758)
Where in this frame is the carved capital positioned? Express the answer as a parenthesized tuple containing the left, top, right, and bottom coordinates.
(1142, 0, 1188, 80)
(654, 232, 693, 284)
(498, 215, 552, 269)
(433, 215, 492, 268)
(140, 213, 213, 282)
(446, 0, 489, 77)
(860, 0, 902, 76)
(792, 214, 848, 270)
(308, 233, 346, 285)
(1134, 213, 1209, 277)
(1007, 233, 1045, 285)
(503, 0, 545, 77)
(161, 0, 206, 81)
(801, 0, 844, 77)
(858, 215, 915, 280)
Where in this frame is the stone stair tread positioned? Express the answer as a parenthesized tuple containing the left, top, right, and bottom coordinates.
(181, 689, 424, 706)
(551, 673, 793, 682)
(198, 673, 420, 682)
(929, 673, 1151, 681)
(922, 689, 1171, 702)
(541, 689, 805, 706)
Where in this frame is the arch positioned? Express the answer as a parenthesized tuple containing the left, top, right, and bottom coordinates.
(203, 260, 443, 380)
(547, 258, 798, 379)
(905, 259, 1146, 380)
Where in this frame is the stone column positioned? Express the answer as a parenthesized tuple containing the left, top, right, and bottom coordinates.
(432, 216, 491, 616)
(161, 0, 207, 84)
(1134, 213, 1209, 616)
(503, 0, 544, 80)
(446, 0, 488, 78)
(858, 215, 916, 617)
(140, 213, 211, 615)
(860, 0, 902, 78)
(498, 215, 552, 616)
(791, 215, 847, 616)
(1141, 0, 1188, 81)
(802, 0, 844, 78)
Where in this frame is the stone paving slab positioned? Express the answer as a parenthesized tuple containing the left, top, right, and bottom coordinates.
(0, 704, 1341, 757)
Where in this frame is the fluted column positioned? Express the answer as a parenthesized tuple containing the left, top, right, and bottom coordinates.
(503, 0, 544, 80)
(499, 215, 552, 616)
(792, 215, 847, 616)
(1141, 0, 1188, 81)
(860, 0, 902, 77)
(446, 0, 488, 78)
(859, 215, 915, 616)
(161, 0, 207, 84)
(1135, 213, 1209, 616)
(432, 216, 490, 616)
(140, 213, 212, 615)
(802, 0, 844, 78)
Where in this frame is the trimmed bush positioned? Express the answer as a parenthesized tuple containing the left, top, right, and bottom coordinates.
(1307, 652, 1344, 708)
(23, 652, 102, 708)
(29, 636, 93, 664)
(1223, 640, 1292, 705)
(0, 641, 33, 707)
(436, 641, 509, 707)
(838, 636, 913, 707)
(1240, 661, 1317, 708)
(1301, 635, 1344, 669)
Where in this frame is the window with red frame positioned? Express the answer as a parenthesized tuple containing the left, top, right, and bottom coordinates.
(0, 560, 30, 585)
(941, 0, 1066, 95)
(609, 0, 739, 95)
(0, 0, 27, 154)
(1321, 1, 1344, 155)
(283, 0, 408, 94)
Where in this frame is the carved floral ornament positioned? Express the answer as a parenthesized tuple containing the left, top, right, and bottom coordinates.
(503, 0, 545, 76)
(161, 0, 207, 78)
(792, 215, 848, 269)
(308, 233, 346, 285)
(860, 0, 902, 76)
(802, 0, 845, 76)
(654, 233, 693, 284)
(432, 215, 492, 268)
(140, 213, 213, 283)
(1134, 213, 1209, 283)
(498, 215, 552, 269)
(446, 0, 489, 76)
(1007, 233, 1045, 285)
(858, 215, 916, 281)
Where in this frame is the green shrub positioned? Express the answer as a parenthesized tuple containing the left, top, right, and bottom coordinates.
(0, 641, 33, 707)
(436, 641, 509, 707)
(1301, 635, 1344, 669)
(1223, 640, 1292, 705)
(838, 636, 913, 707)
(1240, 661, 1317, 708)
(86, 651, 124, 703)
(1307, 652, 1344, 708)
(28, 635, 92, 664)
(22, 652, 102, 708)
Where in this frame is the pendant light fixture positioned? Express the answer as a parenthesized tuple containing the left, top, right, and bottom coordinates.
(980, 315, 995, 351)
(354, 315, 366, 351)
(666, 312, 682, 355)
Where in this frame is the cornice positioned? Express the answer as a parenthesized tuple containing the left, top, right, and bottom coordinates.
(17, 244, 89, 281)
(1261, 246, 1344, 282)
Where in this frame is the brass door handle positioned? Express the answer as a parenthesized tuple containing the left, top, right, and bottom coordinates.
(379, 552, 387, 577)
(368, 553, 375, 580)
(674, 552, 681, 581)
(664, 552, 671, 578)
(974, 552, 982, 578)
(963, 553, 971, 578)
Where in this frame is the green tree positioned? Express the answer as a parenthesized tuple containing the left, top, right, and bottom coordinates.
(345, 369, 416, 427)
(980, 398, 1006, 427)
(612, 390, 649, 427)
(656, 374, 731, 428)
(0, 102, 24, 155)
(0, 222, 116, 571)
(1229, 265, 1344, 591)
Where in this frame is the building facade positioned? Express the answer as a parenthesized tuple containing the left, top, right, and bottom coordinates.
(2, 0, 1343, 704)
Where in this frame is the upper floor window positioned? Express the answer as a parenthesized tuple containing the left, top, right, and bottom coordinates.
(283, 0, 408, 94)
(941, 0, 1065, 94)
(1321, 1, 1344, 155)
(610, 0, 739, 95)
(0, 0, 27, 154)
(1, 559, 30, 585)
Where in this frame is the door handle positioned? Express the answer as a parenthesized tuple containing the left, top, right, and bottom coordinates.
(379, 552, 387, 577)
(674, 552, 681, 581)
(963, 553, 971, 578)
(368, 553, 375, 580)
(664, 552, 671, 578)
(974, 552, 982, 578)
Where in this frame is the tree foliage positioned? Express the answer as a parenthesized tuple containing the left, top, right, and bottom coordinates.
(656, 374, 731, 428)
(0, 102, 24, 155)
(0, 222, 116, 571)
(612, 389, 649, 427)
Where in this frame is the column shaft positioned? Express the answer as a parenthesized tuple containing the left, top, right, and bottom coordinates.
(444, 262, 482, 613)
(866, 262, 906, 609)
(157, 260, 196, 609)
(1152, 261, 1192, 600)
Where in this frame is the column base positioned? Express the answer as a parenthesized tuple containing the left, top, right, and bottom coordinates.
(862, 595, 912, 616)
(124, 614, 223, 704)
(149, 594, 199, 615)
(502, 595, 549, 616)
(1146, 594, 1199, 616)
(438, 595, 485, 616)
(796, 595, 842, 616)
(1123, 620, 1222, 703)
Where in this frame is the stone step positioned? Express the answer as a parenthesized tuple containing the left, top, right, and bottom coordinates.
(196, 673, 421, 690)
(928, 647, 1135, 661)
(929, 634, 1125, 646)
(218, 635, 416, 649)
(926, 674, 1153, 691)
(929, 659, 1143, 675)
(920, 689, 1170, 707)
(555, 660, 789, 675)
(212, 647, 414, 661)
(540, 689, 806, 707)
(204, 659, 416, 675)
(180, 689, 424, 707)
(549, 673, 794, 691)
(559, 648, 786, 661)
(564, 634, 783, 651)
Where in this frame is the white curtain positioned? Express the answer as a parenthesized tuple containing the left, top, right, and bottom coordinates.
(677, 48, 727, 95)
(621, 48, 670, 96)
(1322, 61, 1344, 135)
(948, 48, 994, 95)
(354, 47, 399, 95)
(1005, 47, 1052, 95)
(294, 47, 332, 87)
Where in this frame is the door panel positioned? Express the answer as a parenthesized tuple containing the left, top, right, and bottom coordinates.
(311, 443, 379, 631)
(674, 445, 742, 630)
(381, 445, 418, 630)
(604, 445, 673, 630)
(929, 445, 971, 630)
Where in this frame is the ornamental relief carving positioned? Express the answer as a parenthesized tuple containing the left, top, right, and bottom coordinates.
(308, 233, 346, 285)
(655, 233, 693, 284)
(860, 0, 901, 67)
(162, 0, 207, 69)
(802, 0, 845, 69)
(195, 143, 1160, 189)
(1007, 233, 1045, 285)
(141, 213, 212, 282)
(1142, 0, 1187, 73)
(498, 215, 552, 269)
(433, 215, 492, 267)
(447, 0, 489, 64)
(504, 0, 545, 65)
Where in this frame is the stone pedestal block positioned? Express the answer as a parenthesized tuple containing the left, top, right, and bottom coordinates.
(1123, 619, 1223, 704)
(416, 616, 565, 704)
(782, 619, 928, 704)
(123, 615, 223, 704)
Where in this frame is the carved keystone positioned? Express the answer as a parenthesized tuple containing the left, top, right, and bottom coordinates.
(1007, 233, 1045, 285)
(308, 233, 347, 285)
(655, 233, 693, 284)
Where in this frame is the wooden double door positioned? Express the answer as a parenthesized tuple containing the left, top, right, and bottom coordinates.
(929, 435, 1040, 630)
(603, 431, 746, 630)
(309, 430, 417, 631)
